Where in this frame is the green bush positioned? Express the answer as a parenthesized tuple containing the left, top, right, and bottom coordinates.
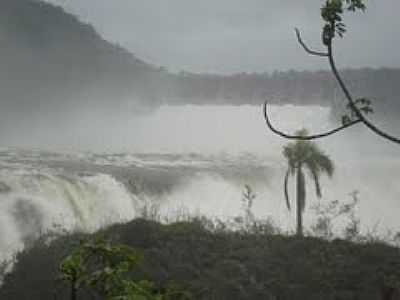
(2, 218, 400, 300)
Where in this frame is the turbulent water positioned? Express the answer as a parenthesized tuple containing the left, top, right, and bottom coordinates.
(0, 104, 399, 261)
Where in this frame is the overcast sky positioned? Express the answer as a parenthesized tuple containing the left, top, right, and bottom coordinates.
(46, 0, 400, 74)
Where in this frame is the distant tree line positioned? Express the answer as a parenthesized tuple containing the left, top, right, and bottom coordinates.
(166, 68, 400, 112)
(2, 0, 399, 123)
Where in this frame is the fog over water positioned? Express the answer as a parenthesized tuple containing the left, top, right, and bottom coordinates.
(1, 0, 400, 270)
(0, 103, 399, 262)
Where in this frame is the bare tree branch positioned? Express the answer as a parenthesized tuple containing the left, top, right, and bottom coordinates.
(295, 28, 329, 57)
(327, 43, 400, 144)
(263, 100, 361, 140)
(264, 2, 400, 144)
(264, 25, 400, 144)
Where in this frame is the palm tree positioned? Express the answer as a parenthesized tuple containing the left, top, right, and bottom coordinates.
(283, 129, 334, 236)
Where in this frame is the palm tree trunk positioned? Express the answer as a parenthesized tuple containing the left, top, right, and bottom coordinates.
(296, 166, 303, 237)
(70, 276, 77, 300)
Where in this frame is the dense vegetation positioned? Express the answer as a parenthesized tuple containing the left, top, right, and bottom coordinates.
(1, 217, 400, 300)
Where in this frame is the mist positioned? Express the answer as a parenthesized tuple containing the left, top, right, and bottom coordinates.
(2, 103, 399, 230)
(46, 0, 400, 73)
(2, 2, 400, 298)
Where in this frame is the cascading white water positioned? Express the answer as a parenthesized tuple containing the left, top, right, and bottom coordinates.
(0, 104, 399, 262)
(0, 165, 136, 261)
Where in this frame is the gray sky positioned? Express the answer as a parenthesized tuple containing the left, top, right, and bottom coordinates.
(46, 0, 400, 74)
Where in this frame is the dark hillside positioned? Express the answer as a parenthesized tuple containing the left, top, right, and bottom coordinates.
(0, 0, 166, 114)
(2, 219, 400, 300)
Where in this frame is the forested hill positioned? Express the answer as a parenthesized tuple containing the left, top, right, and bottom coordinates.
(1, 0, 399, 119)
(0, 0, 170, 114)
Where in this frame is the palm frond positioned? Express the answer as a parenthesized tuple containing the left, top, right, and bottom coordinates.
(309, 166, 322, 198)
(282, 131, 334, 213)
(315, 153, 334, 177)
(283, 145, 296, 173)
(284, 168, 291, 211)
(305, 145, 334, 177)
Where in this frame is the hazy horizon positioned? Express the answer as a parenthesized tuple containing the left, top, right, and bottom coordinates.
(2, 3, 400, 296)
(45, 0, 400, 74)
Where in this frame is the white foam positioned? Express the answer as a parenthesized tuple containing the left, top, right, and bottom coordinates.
(0, 104, 399, 260)
(0, 168, 136, 261)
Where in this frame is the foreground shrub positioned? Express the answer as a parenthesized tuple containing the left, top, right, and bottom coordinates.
(2, 219, 400, 299)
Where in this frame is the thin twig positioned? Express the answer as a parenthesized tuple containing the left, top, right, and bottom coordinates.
(327, 43, 400, 144)
(263, 100, 361, 140)
(264, 24, 400, 145)
(295, 28, 329, 57)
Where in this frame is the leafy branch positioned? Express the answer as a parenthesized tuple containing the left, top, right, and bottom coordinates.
(59, 239, 163, 300)
(263, 0, 400, 144)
